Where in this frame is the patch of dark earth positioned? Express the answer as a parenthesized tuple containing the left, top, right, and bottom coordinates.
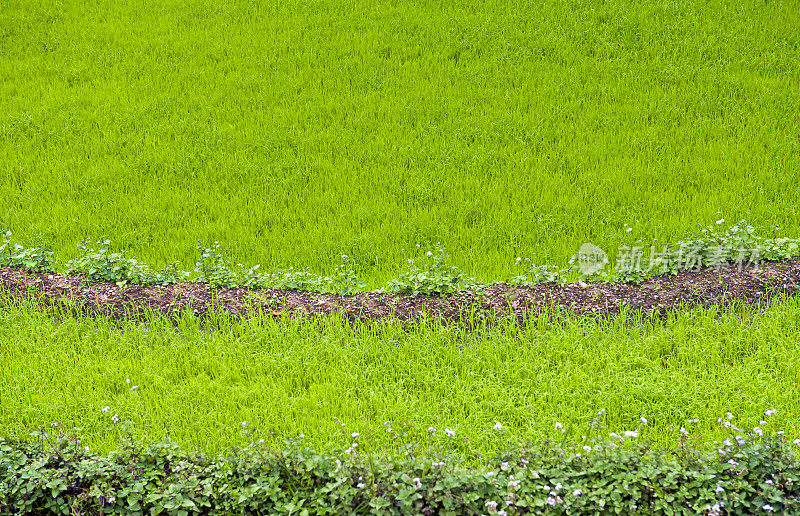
(1, 257, 799, 327)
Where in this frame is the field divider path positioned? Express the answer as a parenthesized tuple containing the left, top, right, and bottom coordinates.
(2, 257, 800, 324)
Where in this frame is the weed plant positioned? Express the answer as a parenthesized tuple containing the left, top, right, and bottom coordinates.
(0, 230, 53, 274)
(64, 237, 188, 287)
(2, 219, 798, 295)
(383, 244, 476, 296)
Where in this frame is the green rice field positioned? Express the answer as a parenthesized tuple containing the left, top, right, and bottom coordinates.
(2, 0, 800, 462)
(2, 296, 800, 458)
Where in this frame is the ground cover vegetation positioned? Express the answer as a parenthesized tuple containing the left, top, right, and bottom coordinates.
(2, 220, 799, 294)
(3, 0, 800, 511)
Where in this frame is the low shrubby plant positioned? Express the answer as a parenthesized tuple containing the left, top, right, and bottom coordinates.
(65, 238, 189, 287)
(384, 244, 477, 296)
(2, 408, 799, 515)
(508, 257, 566, 286)
(195, 243, 366, 294)
(241, 265, 332, 292)
(0, 230, 54, 273)
(193, 241, 239, 288)
(329, 254, 368, 295)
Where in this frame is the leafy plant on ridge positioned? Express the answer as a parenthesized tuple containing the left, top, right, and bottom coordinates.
(0, 230, 54, 273)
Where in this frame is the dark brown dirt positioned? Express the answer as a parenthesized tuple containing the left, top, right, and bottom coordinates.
(2, 257, 799, 325)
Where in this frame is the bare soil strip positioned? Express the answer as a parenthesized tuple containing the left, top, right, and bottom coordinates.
(2, 258, 799, 325)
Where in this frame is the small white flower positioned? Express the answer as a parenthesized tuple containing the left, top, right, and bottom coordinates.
(445, 428, 455, 437)
(554, 482, 562, 491)
(426, 251, 432, 257)
(108, 496, 116, 503)
(485, 500, 498, 510)
(241, 421, 247, 427)
(728, 459, 737, 465)
(494, 422, 503, 430)
(640, 417, 647, 424)
(498, 511, 507, 516)
(573, 489, 583, 496)
(299, 434, 304, 439)
(111, 414, 119, 423)
(101, 406, 110, 413)
(715, 485, 725, 493)
(357, 482, 365, 489)
(583, 445, 592, 452)
(126, 378, 130, 384)
(508, 479, 520, 488)
(500, 462, 510, 471)
(130, 385, 138, 392)
(766, 409, 776, 416)
(794, 439, 800, 446)
(760, 420, 768, 426)
(680, 427, 688, 436)
(623, 430, 638, 438)
(351, 432, 359, 438)
(754, 427, 763, 436)
(84, 446, 90, 452)
(626, 227, 632, 233)
(716, 219, 725, 225)
(763, 504, 774, 512)
(727, 412, 734, 420)
(428, 427, 436, 433)
(546, 496, 562, 505)
(516, 257, 521, 263)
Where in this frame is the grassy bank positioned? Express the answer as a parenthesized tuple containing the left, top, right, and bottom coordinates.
(2, 292, 798, 461)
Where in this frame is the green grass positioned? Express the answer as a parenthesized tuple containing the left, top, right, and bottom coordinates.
(3, 293, 799, 462)
(2, 0, 800, 288)
(2, 0, 800, 471)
